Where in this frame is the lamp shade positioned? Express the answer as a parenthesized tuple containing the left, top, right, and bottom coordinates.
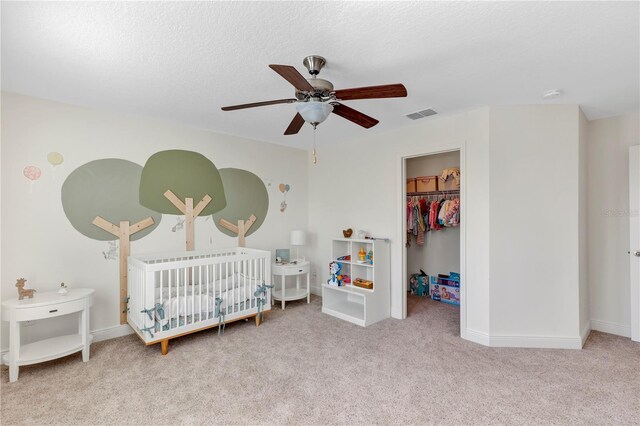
(296, 102, 333, 124)
(290, 230, 306, 246)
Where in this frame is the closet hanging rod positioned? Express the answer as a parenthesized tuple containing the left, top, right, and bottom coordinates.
(406, 189, 460, 196)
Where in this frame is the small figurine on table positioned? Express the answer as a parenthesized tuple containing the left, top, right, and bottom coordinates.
(58, 282, 69, 296)
(15, 278, 36, 300)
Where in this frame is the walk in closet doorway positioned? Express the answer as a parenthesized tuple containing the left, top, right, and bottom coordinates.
(401, 149, 464, 335)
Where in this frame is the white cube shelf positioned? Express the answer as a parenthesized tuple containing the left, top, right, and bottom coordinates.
(322, 238, 390, 326)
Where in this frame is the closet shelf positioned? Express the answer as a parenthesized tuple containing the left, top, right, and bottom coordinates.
(407, 189, 460, 196)
(333, 260, 374, 268)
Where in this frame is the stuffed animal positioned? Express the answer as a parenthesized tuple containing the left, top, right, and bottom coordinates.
(327, 261, 344, 286)
(15, 278, 36, 300)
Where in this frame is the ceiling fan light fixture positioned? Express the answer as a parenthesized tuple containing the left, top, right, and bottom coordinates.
(296, 101, 334, 125)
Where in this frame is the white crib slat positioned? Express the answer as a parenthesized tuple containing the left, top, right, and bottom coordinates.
(168, 267, 173, 330)
(191, 266, 195, 323)
(253, 258, 257, 308)
(206, 264, 210, 319)
(183, 267, 187, 324)
(260, 257, 264, 306)
(225, 262, 229, 316)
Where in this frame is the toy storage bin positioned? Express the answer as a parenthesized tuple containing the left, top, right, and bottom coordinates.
(406, 178, 416, 193)
(437, 272, 460, 288)
(416, 176, 438, 192)
(430, 283, 460, 306)
(409, 274, 429, 296)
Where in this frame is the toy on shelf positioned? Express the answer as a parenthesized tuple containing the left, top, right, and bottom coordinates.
(15, 278, 36, 300)
(336, 255, 351, 261)
(342, 274, 351, 284)
(342, 228, 353, 238)
(357, 229, 370, 239)
(366, 250, 373, 265)
(358, 247, 366, 262)
(353, 278, 373, 290)
(327, 261, 344, 286)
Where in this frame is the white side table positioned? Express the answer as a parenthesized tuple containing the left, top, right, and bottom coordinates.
(272, 261, 310, 309)
(2, 288, 94, 382)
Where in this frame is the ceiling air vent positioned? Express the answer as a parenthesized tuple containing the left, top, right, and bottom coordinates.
(406, 108, 437, 120)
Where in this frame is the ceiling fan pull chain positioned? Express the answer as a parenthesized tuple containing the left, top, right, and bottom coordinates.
(312, 126, 317, 164)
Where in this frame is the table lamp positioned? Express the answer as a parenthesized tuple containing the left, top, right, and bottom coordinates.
(290, 230, 306, 262)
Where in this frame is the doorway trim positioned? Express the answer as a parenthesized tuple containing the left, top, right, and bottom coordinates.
(630, 145, 640, 342)
(397, 142, 467, 339)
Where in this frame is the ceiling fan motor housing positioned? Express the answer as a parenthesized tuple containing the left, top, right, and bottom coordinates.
(295, 78, 334, 100)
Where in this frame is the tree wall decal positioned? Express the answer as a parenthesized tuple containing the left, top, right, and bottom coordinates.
(139, 150, 226, 251)
(212, 168, 269, 247)
(61, 159, 161, 323)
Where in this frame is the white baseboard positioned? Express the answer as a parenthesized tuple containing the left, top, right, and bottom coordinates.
(590, 319, 631, 338)
(91, 323, 134, 343)
(310, 283, 322, 296)
(463, 328, 490, 346)
(488, 334, 583, 349)
(581, 321, 591, 347)
(464, 328, 583, 349)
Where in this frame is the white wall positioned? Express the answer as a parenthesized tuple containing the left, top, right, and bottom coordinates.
(0, 92, 309, 350)
(587, 111, 640, 337)
(488, 105, 582, 341)
(308, 108, 492, 338)
(406, 152, 460, 279)
(308, 104, 592, 347)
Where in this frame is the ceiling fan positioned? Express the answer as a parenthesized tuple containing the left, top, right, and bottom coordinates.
(221, 55, 408, 135)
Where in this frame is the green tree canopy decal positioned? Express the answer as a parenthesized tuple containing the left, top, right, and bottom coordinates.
(213, 168, 269, 237)
(61, 159, 161, 241)
(139, 150, 226, 215)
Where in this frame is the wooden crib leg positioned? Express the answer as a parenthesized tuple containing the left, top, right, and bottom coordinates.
(255, 314, 261, 327)
(161, 339, 169, 355)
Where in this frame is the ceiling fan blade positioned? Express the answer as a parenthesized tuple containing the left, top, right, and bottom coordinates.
(284, 113, 305, 135)
(269, 64, 315, 92)
(221, 98, 296, 111)
(331, 103, 379, 129)
(334, 83, 407, 101)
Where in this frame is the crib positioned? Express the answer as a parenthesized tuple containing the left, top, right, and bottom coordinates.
(127, 247, 271, 354)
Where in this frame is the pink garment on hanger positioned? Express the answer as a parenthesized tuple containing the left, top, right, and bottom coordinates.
(444, 198, 460, 226)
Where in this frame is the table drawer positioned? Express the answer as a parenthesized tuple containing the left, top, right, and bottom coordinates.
(283, 264, 309, 275)
(15, 299, 86, 321)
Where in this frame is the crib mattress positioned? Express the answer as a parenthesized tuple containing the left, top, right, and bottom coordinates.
(158, 285, 254, 319)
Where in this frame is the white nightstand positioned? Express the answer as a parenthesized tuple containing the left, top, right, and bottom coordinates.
(2, 288, 94, 382)
(272, 261, 310, 309)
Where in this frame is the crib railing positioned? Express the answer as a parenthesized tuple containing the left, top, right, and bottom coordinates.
(128, 247, 271, 343)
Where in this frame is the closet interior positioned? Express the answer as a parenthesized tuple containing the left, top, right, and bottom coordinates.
(405, 151, 461, 318)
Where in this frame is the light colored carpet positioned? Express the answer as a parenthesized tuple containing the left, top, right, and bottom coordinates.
(1, 295, 639, 425)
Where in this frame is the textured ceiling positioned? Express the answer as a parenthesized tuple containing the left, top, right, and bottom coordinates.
(2, 1, 639, 149)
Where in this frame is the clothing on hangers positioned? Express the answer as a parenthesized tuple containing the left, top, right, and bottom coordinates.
(406, 193, 460, 244)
